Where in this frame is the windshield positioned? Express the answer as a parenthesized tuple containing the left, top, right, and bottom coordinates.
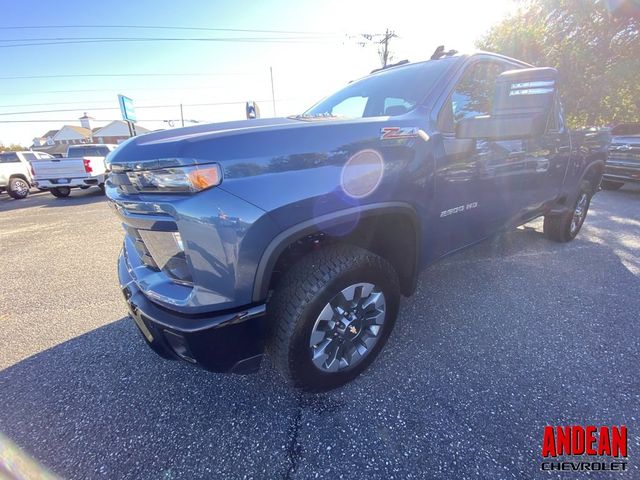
(303, 59, 454, 119)
(67, 146, 112, 157)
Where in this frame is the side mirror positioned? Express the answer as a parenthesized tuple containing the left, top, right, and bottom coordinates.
(456, 67, 558, 141)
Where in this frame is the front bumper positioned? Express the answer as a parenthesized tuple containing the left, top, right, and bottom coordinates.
(603, 163, 640, 183)
(119, 249, 268, 374)
(34, 175, 104, 189)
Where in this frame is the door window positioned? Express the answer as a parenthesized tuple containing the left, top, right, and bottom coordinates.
(439, 61, 509, 133)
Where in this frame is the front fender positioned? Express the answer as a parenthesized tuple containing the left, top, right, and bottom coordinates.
(251, 202, 420, 302)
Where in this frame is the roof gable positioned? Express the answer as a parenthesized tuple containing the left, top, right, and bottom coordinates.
(53, 125, 92, 141)
(92, 120, 149, 137)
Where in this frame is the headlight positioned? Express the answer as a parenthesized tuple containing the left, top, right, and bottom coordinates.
(126, 163, 222, 193)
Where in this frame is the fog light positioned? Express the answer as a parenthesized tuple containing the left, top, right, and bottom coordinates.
(163, 330, 196, 363)
(138, 230, 192, 283)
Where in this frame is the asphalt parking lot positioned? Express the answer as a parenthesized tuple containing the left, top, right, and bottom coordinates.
(0, 186, 639, 480)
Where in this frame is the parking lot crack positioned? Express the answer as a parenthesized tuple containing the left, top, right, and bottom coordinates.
(284, 394, 304, 480)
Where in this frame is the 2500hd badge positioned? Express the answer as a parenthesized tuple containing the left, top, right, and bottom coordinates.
(107, 49, 604, 391)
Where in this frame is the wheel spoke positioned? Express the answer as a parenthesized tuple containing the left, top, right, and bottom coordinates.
(340, 284, 357, 302)
(364, 309, 385, 326)
(324, 341, 343, 372)
(311, 339, 333, 369)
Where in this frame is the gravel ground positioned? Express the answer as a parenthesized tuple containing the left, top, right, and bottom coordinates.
(0, 185, 638, 479)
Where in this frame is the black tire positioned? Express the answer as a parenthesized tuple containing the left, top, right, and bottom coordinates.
(50, 186, 71, 198)
(544, 181, 592, 242)
(8, 177, 30, 199)
(600, 179, 624, 191)
(98, 183, 106, 194)
(267, 244, 400, 392)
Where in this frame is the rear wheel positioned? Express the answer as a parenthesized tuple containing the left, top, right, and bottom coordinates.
(8, 177, 30, 199)
(267, 244, 400, 391)
(50, 186, 71, 198)
(544, 181, 592, 242)
(98, 184, 106, 194)
(600, 179, 624, 191)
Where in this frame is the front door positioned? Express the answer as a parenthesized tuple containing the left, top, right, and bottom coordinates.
(432, 59, 527, 256)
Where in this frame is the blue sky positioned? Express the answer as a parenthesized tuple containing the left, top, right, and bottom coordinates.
(0, 0, 516, 145)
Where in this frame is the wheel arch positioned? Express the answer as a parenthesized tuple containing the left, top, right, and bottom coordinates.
(580, 157, 606, 193)
(9, 173, 30, 183)
(252, 202, 421, 302)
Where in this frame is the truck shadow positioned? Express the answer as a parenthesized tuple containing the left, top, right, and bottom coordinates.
(0, 318, 297, 479)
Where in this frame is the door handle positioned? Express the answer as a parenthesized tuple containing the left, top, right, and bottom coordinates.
(535, 159, 550, 172)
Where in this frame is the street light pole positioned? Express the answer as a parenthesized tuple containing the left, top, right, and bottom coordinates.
(270, 66, 276, 117)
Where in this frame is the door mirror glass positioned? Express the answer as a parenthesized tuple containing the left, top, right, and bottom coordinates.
(493, 67, 557, 117)
(456, 67, 558, 140)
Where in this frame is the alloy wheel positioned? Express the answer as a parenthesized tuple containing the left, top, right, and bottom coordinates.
(309, 282, 386, 373)
(571, 192, 589, 235)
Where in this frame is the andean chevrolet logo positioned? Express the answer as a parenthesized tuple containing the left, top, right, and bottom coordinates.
(540, 425, 628, 472)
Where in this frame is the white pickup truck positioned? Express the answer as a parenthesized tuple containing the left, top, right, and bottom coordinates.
(31, 144, 117, 197)
(0, 150, 54, 199)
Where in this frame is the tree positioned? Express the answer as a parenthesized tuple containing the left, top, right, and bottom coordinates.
(477, 0, 640, 128)
(0, 143, 28, 152)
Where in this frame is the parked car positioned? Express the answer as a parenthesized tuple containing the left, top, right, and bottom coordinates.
(31, 144, 117, 197)
(0, 150, 53, 199)
(602, 123, 640, 190)
(106, 50, 605, 391)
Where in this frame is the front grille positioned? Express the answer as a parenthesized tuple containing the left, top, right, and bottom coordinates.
(608, 152, 640, 163)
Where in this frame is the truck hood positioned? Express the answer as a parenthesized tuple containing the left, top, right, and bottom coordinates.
(134, 117, 302, 146)
(106, 114, 418, 174)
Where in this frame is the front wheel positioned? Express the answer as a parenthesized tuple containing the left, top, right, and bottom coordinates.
(8, 177, 30, 199)
(267, 244, 400, 392)
(544, 181, 592, 242)
(50, 186, 71, 198)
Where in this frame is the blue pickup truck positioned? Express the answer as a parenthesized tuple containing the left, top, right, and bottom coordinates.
(106, 50, 605, 391)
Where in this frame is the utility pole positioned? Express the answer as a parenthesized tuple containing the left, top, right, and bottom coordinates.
(359, 29, 397, 68)
(270, 66, 277, 117)
(180, 104, 185, 127)
(379, 29, 397, 68)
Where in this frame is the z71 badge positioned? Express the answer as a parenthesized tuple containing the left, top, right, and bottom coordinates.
(380, 127, 425, 140)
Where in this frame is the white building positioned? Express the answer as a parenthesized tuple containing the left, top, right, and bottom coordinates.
(92, 121, 150, 144)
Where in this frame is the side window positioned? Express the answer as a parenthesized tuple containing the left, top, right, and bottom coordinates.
(439, 61, 508, 133)
(0, 153, 20, 163)
(383, 97, 413, 116)
(331, 96, 367, 118)
(22, 153, 37, 161)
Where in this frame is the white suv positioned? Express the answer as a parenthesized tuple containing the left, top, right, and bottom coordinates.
(0, 151, 53, 199)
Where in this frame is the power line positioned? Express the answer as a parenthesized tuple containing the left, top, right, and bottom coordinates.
(0, 36, 339, 43)
(0, 36, 342, 49)
(0, 119, 168, 123)
(0, 99, 301, 116)
(0, 72, 253, 80)
(0, 24, 340, 36)
(0, 85, 245, 96)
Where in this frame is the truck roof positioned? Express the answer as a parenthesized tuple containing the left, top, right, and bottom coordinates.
(368, 50, 532, 77)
